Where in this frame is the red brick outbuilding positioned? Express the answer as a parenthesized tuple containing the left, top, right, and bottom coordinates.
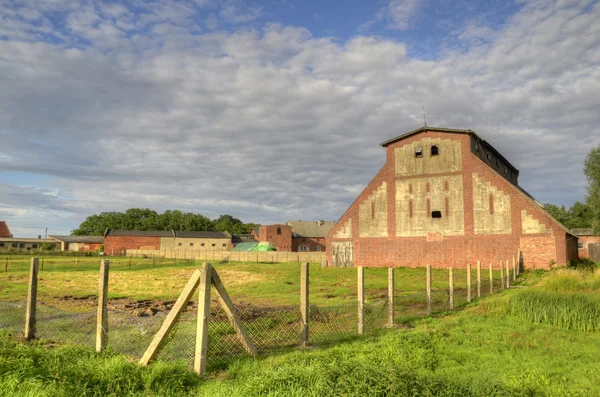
(326, 127, 578, 270)
(0, 221, 12, 238)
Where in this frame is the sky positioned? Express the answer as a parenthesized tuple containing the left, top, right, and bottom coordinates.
(1, 0, 599, 237)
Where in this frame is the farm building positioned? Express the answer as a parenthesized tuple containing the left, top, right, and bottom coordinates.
(254, 221, 335, 252)
(571, 228, 600, 261)
(0, 237, 60, 251)
(326, 127, 579, 269)
(49, 235, 104, 252)
(0, 221, 12, 238)
(103, 229, 232, 256)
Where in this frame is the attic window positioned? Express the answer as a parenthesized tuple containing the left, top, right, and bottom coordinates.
(504, 166, 508, 174)
(486, 153, 491, 160)
(431, 145, 439, 156)
(415, 147, 423, 158)
(431, 211, 442, 218)
(277, 227, 281, 235)
(475, 143, 480, 151)
(496, 159, 500, 167)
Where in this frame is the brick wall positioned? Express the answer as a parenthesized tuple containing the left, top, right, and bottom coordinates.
(577, 235, 600, 258)
(258, 225, 292, 251)
(327, 130, 574, 269)
(104, 236, 161, 256)
(292, 237, 326, 252)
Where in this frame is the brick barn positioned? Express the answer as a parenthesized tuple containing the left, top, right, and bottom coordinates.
(254, 221, 335, 252)
(326, 127, 578, 269)
(0, 221, 12, 238)
(571, 228, 600, 260)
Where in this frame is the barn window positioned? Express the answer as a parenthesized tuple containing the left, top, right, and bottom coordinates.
(431, 211, 442, 218)
(299, 245, 309, 252)
(277, 227, 281, 235)
(486, 153, 491, 160)
(32, 244, 38, 249)
(201, 243, 205, 247)
(415, 147, 423, 158)
(190, 243, 194, 247)
(178, 243, 182, 246)
(431, 145, 439, 156)
(578, 242, 583, 249)
(212, 243, 216, 247)
(314, 246, 321, 251)
(475, 143, 480, 151)
(223, 243, 226, 247)
(496, 159, 500, 167)
(504, 166, 508, 174)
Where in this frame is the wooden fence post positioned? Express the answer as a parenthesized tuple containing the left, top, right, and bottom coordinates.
(194, 262, 212, 375)
(388, 267, 394, 327)
(448, 267, 454, 310)
(467, 263, 472, 303)
(500, 260, 505, 290)
(5, 257, 8, 273)
(25, 257, 39, 340)
(517, 249, 522, 275)
(506, 260, 510, 288)
(426, 264, 432, 315)
(489, 262, 493, 294)
(96, 260, 109, 353)
(358, 266, 364, 335)
(301, 262, 309, 347)
(476, 261, 481, 298)
(512, 256, 516, 281)
(140, 269, 202, 366)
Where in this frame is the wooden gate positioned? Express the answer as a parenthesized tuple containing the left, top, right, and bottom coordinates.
(590, 243, 600, 262)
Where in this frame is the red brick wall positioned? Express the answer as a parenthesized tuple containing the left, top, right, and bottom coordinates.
(292, 237, 326, 252)
(104, 236, 160, 256)
(577, 235, 600, 258)
(327, 130, 572, 269)
(258, 225, 292, 251)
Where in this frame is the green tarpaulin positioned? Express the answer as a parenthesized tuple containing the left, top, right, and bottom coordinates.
(231, 242, 275, 252)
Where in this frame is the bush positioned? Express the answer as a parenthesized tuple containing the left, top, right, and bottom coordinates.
(567, 258, 598, 272)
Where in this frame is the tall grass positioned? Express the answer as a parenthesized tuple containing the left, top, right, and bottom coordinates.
(509, 290, 600, 332)
(541, 268, 600, 292)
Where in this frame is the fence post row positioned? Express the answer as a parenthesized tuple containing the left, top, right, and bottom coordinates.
(467, 263, 472, 303)
(426, 264, 432, 315)
(25, 257, 39, 340)
(300, 262, 309, 347)
(357, 266, 364, 335)
(96, 260, 110, 353)
(388, 267, 394, 327)
(194, 262, 212, 375)
(448, 267, 454, 310)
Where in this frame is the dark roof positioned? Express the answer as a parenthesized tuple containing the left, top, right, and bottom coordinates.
(105, 229, 174, 237)
(174, 231, 231, 239)
(232, 234, 257, 244)
(0, 221, 11, 238)
(49, 235, 104, 244)
(287, 220, 335, 237)
(379, 126, 519, 175)
(571, 228, 597, 236)
(104, 229, 230, 238)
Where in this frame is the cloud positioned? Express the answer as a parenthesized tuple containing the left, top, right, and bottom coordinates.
(0, 0, 599, 236)
(378, 0, 422, 31)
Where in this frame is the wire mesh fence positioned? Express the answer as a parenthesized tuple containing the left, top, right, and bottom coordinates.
(36, 302, 96, 348)
(0, 301, 26, 335)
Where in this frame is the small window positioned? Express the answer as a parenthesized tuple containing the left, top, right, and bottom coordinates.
(431, 145, 439, 156)
(504, 166, 508, 174)
(212, 243, 216, 247)
(178, 243, 182, 246)
(578, 242, 583, 249)
(277, 227, 281, 235)
(222, 243, 226, 247)
(32, 244, 38, 249)
(314, 246, 321, 252)
(475, 143, 480, 151)
(486, 153, 491, 160)
(431, 211, 442, 218)
(0, 243, 3, 247)
(299, 245, 309, 252)
(415, 147, 423, 158)
(19, 243, 25, 248)
(190, 243, 194, 247)
(496, 159, 500, 167)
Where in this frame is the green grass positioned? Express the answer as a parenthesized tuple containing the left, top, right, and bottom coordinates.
(2, 291, 600, 396)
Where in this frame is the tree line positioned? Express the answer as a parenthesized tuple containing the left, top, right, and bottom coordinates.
(71, 209, 259, 236)
(544, 145, 600, 233)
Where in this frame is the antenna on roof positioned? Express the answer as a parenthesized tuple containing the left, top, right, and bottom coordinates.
(422, 106, 427, 127)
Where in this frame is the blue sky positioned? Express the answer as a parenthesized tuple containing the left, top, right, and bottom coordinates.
(1, 0, 599, 237)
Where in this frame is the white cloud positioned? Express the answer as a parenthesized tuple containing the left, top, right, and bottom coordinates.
(0, 0, 599, 236)
(378, 0, 422, 31)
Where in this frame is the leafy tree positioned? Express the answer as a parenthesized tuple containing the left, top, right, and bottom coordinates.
(584, 145, 600, 233)
(71, 208, 257, 235)
(544, 204, 570, 227)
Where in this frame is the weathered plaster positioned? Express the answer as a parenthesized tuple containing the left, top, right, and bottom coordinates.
(472, 173, 512, 235)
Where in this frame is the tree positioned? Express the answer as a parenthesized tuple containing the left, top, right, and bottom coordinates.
(584, 145, 600, 233)
(544, 203, 570, 227)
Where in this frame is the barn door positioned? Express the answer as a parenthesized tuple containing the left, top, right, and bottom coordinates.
(332, 241, 353, 268)
(590, 243, 600, 262)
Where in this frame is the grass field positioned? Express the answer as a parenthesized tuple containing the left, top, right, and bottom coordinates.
(2, 255, 598, 396)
